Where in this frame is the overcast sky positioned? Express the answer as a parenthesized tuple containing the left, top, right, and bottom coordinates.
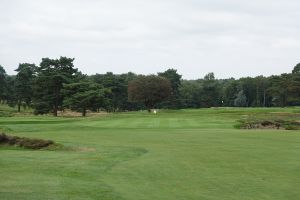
(0, 0, 299, 79)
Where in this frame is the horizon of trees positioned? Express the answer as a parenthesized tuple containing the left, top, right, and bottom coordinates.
(0, 57, 300, 116)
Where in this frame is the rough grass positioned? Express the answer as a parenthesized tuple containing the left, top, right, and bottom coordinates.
(0, 104, 107, 117)
(0, 104, 14, 117)
(235, 112, 300, 130)
(0, 133, 58, 149)
(0, 107, 300, 200)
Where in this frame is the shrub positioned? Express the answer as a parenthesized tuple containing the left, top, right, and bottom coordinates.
(0, 133, 55, 149)
(261, 121, 273, 126)
(235, 119, 299, 130)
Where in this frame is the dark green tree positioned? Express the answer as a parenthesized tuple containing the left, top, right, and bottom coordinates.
(292, 63, 300, 74)
(5, 75, 17, 107)
(158, 69, 182, 108)
(15, 63, 36, 112)
(268, 74, 300, 106)
(204, 72, 215, 80)
(223, 78, 239, 106)
(253, 76, 270, 107)
(178, 80, 202, 108)
(34, 57, 78, 116)
(63, 82, 109, 116)
(201, 73, 221, 107)
(128, 75, 172, 112)
(92, 72, 139, 112)
(238, 77, 257, 107)
(0, 65, 7, 103)
(234, 90, 247, 107)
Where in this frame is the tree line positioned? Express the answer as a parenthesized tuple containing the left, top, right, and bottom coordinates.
(0, 57, 300, 116)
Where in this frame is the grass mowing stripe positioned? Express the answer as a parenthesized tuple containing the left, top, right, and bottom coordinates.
(0, 107, 300, 200)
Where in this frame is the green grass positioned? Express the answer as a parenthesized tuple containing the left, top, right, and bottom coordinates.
(0, 104, 33, 117)
(0, 108, 300, 200)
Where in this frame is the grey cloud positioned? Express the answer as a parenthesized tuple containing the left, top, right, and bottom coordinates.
(0, 0, 299, 78)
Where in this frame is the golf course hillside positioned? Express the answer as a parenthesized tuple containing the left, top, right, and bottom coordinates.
(1, 107, 300, 200)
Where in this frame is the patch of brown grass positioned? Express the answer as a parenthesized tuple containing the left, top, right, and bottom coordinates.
(57, 109, 108, 117)
(0, 133, 56, 149)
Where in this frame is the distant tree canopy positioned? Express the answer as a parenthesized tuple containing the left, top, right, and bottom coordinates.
(1, 58, 300, 116)
(158, 69, 182, 108)
(15, 63, 36, 112)
(0, 65, 7, 102)
(292, 63, 300, 74)
(128, 75, 172, 111)
(91, 72, 139, 112)
(234, 90, 247, 107)
(63, 82, 109, 116)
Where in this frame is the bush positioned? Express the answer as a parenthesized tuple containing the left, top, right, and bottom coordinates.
(0, 111, 13, 117)
(0, 133, 55, 149)
(235, 119, 299, 130)
(261, 121, 273, 126)
(283, 121, 300, 130)
(0, 133, 9, 143)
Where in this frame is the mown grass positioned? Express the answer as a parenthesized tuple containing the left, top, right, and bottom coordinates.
(0, 107, 300, 200)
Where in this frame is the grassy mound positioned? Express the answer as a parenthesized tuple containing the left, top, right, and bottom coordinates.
(0, 133, 56, 149)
